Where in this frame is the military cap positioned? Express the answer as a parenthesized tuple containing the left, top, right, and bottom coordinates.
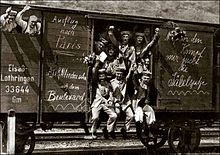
(108, 43, 117, 50)
(142, 70, 152, 76)
(120, 31, 131, 37)
(98, 68, 106, 74)
(8, 10, 17, 18)
(115, 66, 126, 73)
(135, 32, 145, 37)
(29, 15, 38, 22)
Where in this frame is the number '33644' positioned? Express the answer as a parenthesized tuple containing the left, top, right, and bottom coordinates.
(5, 85, 30, 94)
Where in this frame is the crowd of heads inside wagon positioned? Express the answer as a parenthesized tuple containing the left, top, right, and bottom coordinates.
(85, 25, 160, 139)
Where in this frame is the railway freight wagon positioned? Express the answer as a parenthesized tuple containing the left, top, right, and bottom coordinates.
(0, 3, 219, 154)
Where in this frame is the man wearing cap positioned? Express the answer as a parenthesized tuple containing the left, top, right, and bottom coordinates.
(92, 29, 111, 79)
(103, 43, 120, 81)
(133, 70, 156, 138)
(90, 69, 117, 139)
(92, 40, 107, 74)
(15, 5, 41, 35)
(134, 31, 148, 74)
(110, 65, 136, 139)
(0, 7, 18, 32)
(108, 26, 136, 73)
(134, 28, 160, 74)
(134, 31, 146, 57)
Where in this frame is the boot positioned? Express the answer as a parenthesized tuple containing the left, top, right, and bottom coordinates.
(102, 127, 109, 139)
(121, 128, 128, 140)
(110, 130, 116, 139)
(135, 121, 142, 139)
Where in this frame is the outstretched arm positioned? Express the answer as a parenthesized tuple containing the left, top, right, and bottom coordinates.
(140, 28, 160, 58)
(15, 5, 30, 30)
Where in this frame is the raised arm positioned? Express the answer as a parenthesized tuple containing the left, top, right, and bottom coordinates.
(140, 28, 160, 58)
(15, 5, 30, 30)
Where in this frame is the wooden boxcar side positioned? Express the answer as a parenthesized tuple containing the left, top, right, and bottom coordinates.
(1, 3, 219, 123)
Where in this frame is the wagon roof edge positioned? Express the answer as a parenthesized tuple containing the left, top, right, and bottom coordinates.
(1, 2, 219, 28)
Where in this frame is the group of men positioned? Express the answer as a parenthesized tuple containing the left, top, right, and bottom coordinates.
(2, 5, 159, 139)
(87, 25, 160, 139)
(0, 5, 41, 35)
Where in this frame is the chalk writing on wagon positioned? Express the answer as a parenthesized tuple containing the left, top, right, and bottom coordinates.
(43, 12, 90, 112)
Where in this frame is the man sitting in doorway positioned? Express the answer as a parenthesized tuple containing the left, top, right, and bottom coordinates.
(89, 69, 117, 139)
(133, 70, 156, 138)
(111, 65, 136, 139)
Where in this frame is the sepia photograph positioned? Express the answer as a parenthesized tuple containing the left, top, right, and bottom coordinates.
(0, 1, 219, 154)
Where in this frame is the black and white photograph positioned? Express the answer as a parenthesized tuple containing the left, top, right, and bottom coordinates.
(0, 1, 219, 154)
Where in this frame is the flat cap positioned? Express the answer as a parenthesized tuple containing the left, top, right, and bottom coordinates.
(142, 70, 152, 76)
(115, 66, 126, 73)
(8, 10, 17, 18)
(98, 68, 106, 74)
(120, 31, 131, 37)
(135, 32, 145, 37)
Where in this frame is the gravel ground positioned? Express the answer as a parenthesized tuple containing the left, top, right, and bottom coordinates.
(33, 127, 220, 151)
(34, 139, 143, 150)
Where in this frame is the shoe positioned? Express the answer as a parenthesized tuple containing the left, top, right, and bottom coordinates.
(84, 134, 97, 139)
(110, 131, 116, 139)
(102, 127, 109, 139)
(92, 134, 97, 139)
(121, 128, 128, 140)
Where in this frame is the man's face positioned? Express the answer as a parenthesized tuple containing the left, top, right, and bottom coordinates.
(99, 73, 106, 81)
(108, 48, 115, 56)
(121, 34, 129, 45)
(115, 72, 123, 81)
(30, 20, 37, 28)
(6, 16, 15, 24)
(144, 58, 150, 65)
(142, 75, 150, 84)
(136, 36, 144, 44)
